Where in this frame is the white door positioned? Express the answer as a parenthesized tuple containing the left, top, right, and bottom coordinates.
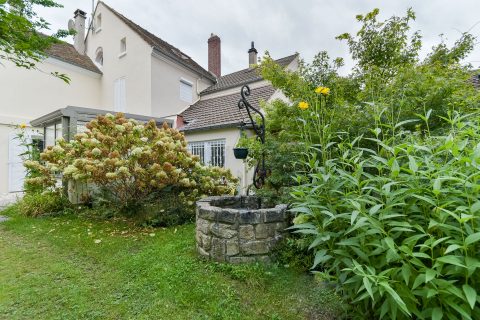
(8, 132, 28, 192)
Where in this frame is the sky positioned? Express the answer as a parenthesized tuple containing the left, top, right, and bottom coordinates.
(37, 0, 480, 76)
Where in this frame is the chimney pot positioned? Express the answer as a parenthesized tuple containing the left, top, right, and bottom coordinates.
(208, 34, 221, 78)
(72, 9, 86, 54)
(248, 41, 258, 67)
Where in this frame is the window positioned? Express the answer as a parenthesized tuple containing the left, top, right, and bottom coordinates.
(180, 79, 193, 103)
(114, 77, 126, 112)
(119, 37, 127, 57)
(95, 47, 103, 66)
(188, 139, 225, 167)
(95, 14, 102, 32)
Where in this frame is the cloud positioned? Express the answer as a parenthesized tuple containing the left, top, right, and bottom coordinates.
(37, 0, 480, 75)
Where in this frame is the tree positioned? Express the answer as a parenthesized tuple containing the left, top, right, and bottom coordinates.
(0, 0, 70, 81)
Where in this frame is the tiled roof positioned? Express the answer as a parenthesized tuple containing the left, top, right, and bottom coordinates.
(46, 41, 101, 74)
(180, 85, 276, 132)
(201, 53, 298, 95)
(100, 2, 216, 82)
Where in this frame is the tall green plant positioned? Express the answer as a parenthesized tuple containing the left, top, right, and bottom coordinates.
(291, 111, 480, 319)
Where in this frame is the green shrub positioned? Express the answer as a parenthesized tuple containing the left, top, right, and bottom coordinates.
(17, 191, 70, 217)
(291, 111, 480, 319)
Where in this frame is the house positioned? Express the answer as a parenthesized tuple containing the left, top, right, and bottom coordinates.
(179, 41, 298, 192)
(0, 1, 298, 194)
(0, 1, 217, 193)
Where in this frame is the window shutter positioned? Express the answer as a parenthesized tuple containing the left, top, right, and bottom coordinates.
(180, 80, 193, 103)
(114, 78, 126, 112)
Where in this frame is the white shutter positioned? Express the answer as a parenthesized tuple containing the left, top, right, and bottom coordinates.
(8, 131, 29, 192)
(114, 78, 126, 112)
(180, 79, 193, 103)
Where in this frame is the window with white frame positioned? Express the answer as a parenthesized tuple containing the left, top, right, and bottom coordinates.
(95, 47, 103, 66)
(119, 37, 127, 56)
(188, 139, 225, 167)
(95, 14, 102, 32)
(180, 79, 193, 103)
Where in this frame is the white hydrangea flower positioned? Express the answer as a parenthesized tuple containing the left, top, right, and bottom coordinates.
(52, 145, 64, 153)
(92, 148, 102, 156)
(105, 113, 115, 119)
(115, 124, 126, 132)
(131, 147, 143, 156)
(133, 125, 144, 133)
(140, 137, 148, 143)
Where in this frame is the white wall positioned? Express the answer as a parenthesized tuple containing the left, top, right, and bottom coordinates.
(183, 128, 253, 194)
(151, 53, 212, 117)
(85, 2, 152, 116)
(0, 59, 102, 194)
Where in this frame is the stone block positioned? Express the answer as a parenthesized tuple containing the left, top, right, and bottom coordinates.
(239, 225, 255, 240)
(197, 245, 209, 258)
(217, 209, 237, 224)
(264, 209, 286, 223)
(196, 218, 210, 234)
(211, 238, 226, 261)
(255, 223, 276, 239)
(197, 206, 218, 220)
(228, 256, 258, 264)
(210, 223, 238, 239)
(240, 240, 269, 255)
(200, 233, 212, 251)
(226, 240, 239, 256)
(238, 211, 263, 224)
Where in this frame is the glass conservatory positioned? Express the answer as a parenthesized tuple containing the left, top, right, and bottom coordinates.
(30, 106, 173, 147)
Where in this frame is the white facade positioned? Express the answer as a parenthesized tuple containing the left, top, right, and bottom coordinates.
(0, 2, 215, 194)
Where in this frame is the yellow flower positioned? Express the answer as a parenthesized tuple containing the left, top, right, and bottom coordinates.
(298, 101, 309, 110)
(315, 86, 330, 96)
(20, 123, 27, 129)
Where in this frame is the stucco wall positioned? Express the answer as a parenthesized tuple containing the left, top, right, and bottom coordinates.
(150, 54, 212, 117)
(85, 2, 152, 116)
(183, 128, 253, 194)
(0, 59, 102, 194)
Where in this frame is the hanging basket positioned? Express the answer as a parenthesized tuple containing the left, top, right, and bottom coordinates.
(233, 147, 249, 159)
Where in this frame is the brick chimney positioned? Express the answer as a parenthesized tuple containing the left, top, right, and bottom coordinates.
(72, 9, 86, 54)
(208, 33, 221, 78)
(248, 41, 258, 67)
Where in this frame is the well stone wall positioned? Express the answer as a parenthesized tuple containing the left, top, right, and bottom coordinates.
(195, 196, 288, 264)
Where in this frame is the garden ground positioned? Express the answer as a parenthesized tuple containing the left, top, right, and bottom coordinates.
(0, 206, 342, 320)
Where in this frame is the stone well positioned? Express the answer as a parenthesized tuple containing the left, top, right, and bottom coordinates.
(195, 196, 288, 264)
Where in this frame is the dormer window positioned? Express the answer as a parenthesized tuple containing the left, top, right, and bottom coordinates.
(95, 14, 102, 33)
(119, 37, 127, 58)
(95, 47, 103, 66)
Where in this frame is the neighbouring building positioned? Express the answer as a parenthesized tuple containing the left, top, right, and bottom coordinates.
(0, 1, 297, 194)
(180, 44, 298, 192)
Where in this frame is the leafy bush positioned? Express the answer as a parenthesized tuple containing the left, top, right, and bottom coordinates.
(291, 111, 480, 319)
(17, 191, 70, 217)
(25, 113, 238, 214)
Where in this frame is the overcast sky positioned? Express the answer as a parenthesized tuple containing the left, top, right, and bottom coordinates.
(37, 0, 480, 75)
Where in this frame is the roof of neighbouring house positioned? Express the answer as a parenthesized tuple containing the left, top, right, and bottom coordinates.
(471, 72, 480, 89)
(99, 2, 216, 82)
(45, 40, 101, 74)
(180, 85, 276, 132)
(200, 53, 298, 95)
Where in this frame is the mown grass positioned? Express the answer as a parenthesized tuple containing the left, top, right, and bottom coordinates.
(0, 206, 342, 320)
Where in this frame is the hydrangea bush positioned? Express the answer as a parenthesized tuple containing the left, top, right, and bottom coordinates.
(25, 113, 238, 213)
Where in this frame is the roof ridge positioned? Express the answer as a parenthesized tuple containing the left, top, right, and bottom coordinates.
(99, 1, 215, 81)
(219, 53, 299, 79)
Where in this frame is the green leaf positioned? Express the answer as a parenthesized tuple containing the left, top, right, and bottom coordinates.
(433, 178, 441, 195)
(444, 244, 462, 254)
(425, 269, 436, 283)
(401, 264, 411, 285)
(470, 201, 480, 213)
(437, 255, 465, 268)
(408, 155, 418, 173)
(379, 282, 411, 316)
(363, 277, 374, 300)
(463, 284, 477, 310)
(465, 232, 480, 246)
(312, 250, 332, 269)
(432, 307, 443, 320)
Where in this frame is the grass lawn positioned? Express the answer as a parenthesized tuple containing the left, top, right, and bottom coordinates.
(0, 206, 342, 320)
